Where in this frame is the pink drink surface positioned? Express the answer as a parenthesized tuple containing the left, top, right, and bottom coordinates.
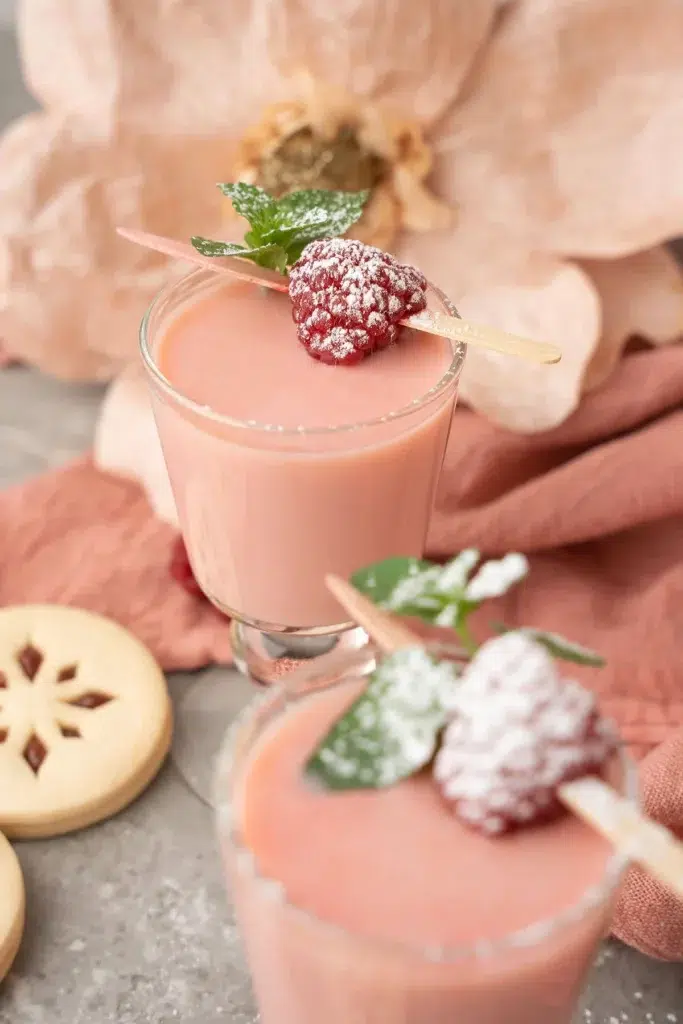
(158, 282, 452, 429)
(231, 682, 617, 1024)
(154, 279, 456, 627)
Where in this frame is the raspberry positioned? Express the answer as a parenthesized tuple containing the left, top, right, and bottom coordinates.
(288, 238, 428, 365)
(433, 632, 617, 836)
(169, 537, 205, 599)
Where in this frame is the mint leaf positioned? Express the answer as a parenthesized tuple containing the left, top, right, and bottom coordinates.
(493, 623, 605, 667)
(463, 553, 529, 602)
(352, 550, 530, 656)
(353, 556, 466, 625)
(523, 629, 606, 668)
(264, 189, 369, 258)
(237, 244, 289, 274)
(353, 550, 528, 628)
(196, 184, 370, 275)
(352, 557, 432, 606)
(430, 549, 481, 594)
(306, 648, 458, 790)
(217, 182, 277, 239)
(191, 236, 288, 273)
(191, 237, 249, 257)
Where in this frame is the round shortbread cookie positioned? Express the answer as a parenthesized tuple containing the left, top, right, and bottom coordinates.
(0, 833, 24, 981)
(0, 605, 172, 838)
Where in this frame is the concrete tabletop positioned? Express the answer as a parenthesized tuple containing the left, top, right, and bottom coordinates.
(1, 26, 683, 1024)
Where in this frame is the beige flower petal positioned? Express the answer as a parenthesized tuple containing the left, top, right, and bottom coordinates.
(265, 0, 500, 124)
(20, 0, 499, 133)
(95, 366, 178, 527)
(432, 0, 683, 258)
(0, 113, 231, 379)
(455, 261, 601, 433)
(19, 0, 283, 139)
(580, 247, 683, 392)
(4, 0, 501, 382)
(398, 217, 536, 304)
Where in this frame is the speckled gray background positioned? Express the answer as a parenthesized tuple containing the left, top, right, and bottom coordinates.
(0, 22, 682, 1024)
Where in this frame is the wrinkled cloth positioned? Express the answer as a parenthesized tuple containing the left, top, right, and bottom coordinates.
(0, 457, 230, 670)
(2, 341, 683, 957)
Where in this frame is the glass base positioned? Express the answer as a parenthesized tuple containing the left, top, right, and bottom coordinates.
(230, 619, 370, 686)
(172, 624, 374, 807)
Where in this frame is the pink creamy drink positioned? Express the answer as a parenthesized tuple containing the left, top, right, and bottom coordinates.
(146, 269, 459, 628)
(220, 674, 633, 1024)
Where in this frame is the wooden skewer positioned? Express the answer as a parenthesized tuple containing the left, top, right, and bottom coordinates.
(117, 227, 562, 366)
(325, 573, 683, 902)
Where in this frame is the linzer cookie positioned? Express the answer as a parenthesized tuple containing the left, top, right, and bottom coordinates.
(0, 605, 172, 838)
(0, 833, 24, 981)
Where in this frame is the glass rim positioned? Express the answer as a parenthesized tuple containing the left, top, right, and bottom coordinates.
(139, 266, 467, 437)
(214, 640, 639, 964)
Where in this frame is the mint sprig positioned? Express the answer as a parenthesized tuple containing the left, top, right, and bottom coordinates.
(307, 552, 606, 790)
(191, 237, 289, 273)
(352, 550, 529, 655)
(191, 183, 369, 274)
(352, 550, 603, 668)
(308, 550, 607, 792)
(306, 647, 458, 790)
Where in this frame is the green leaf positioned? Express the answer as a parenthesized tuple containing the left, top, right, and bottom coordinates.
(493, 623, 605, 667)
(264, 189, 369, 253)
(351, 551, 479, 628)
(351, 555, 466, 634)
(191, 237, 248, 258)
(353, 551, 530, 631)
(463, 553, 529, 602)
(190, 236, 288, 274)
(217, 182, 277, 239)
(305, 647, 458, 790)
(352, 557, 433, 606)
(524, 629, 606, 667)
(238, 244, 289, 274)
(194, 184, 370, 276)
(431, 549, 480, 595)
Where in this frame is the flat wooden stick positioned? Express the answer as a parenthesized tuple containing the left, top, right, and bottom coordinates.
(326, 572, 683, 901)
(325, 574, 419, 653)
(117, 227, 289, 293)
(559, 777, 683, 901)
(117, 227, 562, 366)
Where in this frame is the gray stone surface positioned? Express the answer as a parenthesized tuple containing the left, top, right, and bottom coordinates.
(1, 24, 683, 1024)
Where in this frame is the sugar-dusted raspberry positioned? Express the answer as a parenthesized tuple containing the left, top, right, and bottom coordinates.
(288, 238, 428, 365)
(170, 537, 204, 599)
(433, 632, 617, 836)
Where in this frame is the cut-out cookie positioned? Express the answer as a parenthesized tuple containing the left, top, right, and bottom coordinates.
(0, 605, 172, 838)
(0, 833, 24, 981)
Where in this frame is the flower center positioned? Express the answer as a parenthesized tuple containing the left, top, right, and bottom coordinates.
(257, 125, 387, 196)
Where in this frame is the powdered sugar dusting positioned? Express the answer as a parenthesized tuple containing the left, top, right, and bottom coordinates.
(433, 632, 617, 835)
(380, 550, 529, 627)
(306, 647, 459, 789)
(385, 564, 444, 615)
(464, 553, 529, 602)
(289, 238, 427, 364)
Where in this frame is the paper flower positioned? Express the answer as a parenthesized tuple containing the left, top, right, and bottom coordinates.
(227, 70, 453, 252)
(0, 0, 681, 430)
